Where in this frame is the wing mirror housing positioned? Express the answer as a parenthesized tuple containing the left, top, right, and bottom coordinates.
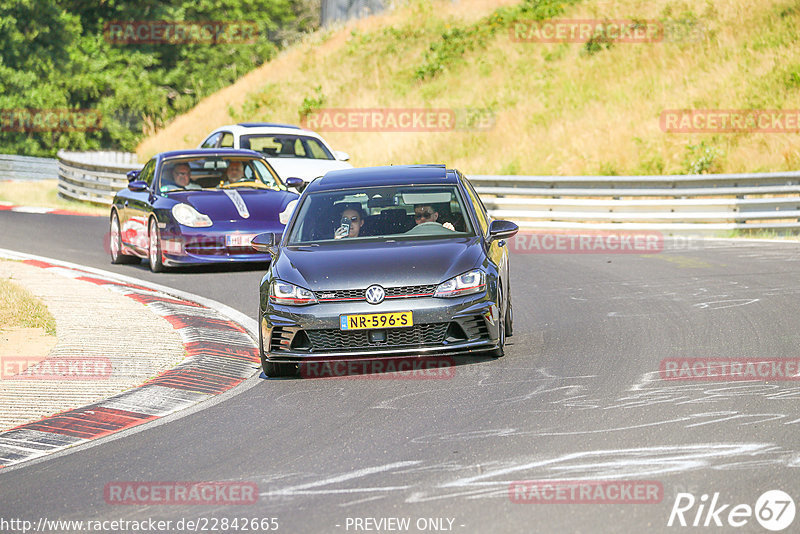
(285, 177, 305, 190)
(488, 220, 519, 242)
(127, 180, 148, 192)
(252, 232, 279, 256)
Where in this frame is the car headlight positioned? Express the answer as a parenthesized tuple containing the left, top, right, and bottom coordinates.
(270, 280, 317, 306)
(172, 203, 212, 227)
(434, 270, 486, 298)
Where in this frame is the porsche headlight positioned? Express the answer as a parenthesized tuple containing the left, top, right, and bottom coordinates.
(434, 270, 486, 298)
(172, 203, 212, 227)
(270, 280, 317, 306)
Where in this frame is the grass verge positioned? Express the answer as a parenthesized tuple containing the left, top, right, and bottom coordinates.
(0, 277, 57, 336)
(137, 0, 800, 176)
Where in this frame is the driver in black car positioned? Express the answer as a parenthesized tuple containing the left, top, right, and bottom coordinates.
(414, 204, 455, 231)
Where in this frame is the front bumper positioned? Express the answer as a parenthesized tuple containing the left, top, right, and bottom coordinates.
(159, 225, 274, 266)
(262, 293, 500, 362)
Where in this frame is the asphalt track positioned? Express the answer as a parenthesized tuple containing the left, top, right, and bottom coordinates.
(1, 210, 799, 533)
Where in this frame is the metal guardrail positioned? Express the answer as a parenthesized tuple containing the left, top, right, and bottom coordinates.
(0, 154, 58, 181)
(470, 172, 800, 232)
(56, 151, 140, 205)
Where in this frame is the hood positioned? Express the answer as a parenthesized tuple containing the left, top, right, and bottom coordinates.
(167, 189, 298, 222)
(273, 237, 484, 291)
(266, 158, 353, 182)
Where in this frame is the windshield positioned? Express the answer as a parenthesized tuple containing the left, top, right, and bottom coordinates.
(241, 134, 334, 160)
(157, 156, 283, 193)
(286, 185, 474, 245)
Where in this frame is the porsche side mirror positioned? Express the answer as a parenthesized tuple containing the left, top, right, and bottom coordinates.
(285, 177, 305, 190)
(127, 180, 148, 192)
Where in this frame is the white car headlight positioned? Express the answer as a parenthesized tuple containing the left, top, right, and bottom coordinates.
(270, 280, 317, 306)
(434, 270, 486, 298)
(172, 203, 212, 227)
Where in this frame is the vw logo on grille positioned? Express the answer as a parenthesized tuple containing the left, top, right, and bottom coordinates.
(365, 285, 385, 305)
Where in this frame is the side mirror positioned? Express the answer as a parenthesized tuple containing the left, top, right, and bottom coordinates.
(334, 151, 350, 162)
(285, 177, 305, 190)
(126, 170, 142, 182)
(488, 220, 519, 242)
(252, 232, 278, 256)
(128, 180, 148, 192)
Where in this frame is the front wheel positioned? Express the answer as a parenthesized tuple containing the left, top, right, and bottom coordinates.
(489, 286, 506, 358)
(148, 218, 164, 273)
(505, 284, 514, 337)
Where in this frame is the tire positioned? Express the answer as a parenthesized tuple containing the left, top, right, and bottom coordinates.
(259, 318, 297, 378)
(148, 218, 164, 273)
(265, 360, 297, 378)
(110, 211, 138, 264)
(505, 282, 514, 337)
(489, 285, 506, 358)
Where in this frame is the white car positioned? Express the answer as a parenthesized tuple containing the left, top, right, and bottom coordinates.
(199, 123, 352, 183)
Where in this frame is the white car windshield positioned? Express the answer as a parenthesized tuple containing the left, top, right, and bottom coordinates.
(240, 134, 334, 160)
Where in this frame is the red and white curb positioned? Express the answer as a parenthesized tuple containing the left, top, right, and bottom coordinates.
(0, 200, 102, 217)
(0, 250, 260, 469)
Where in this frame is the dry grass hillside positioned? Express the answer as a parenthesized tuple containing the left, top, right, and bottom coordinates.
(137, 0, 800, 175)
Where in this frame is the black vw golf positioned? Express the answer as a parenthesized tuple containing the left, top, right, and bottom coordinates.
(253, 165, 519, 377)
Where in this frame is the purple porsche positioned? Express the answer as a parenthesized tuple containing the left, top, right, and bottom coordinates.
(109, 149, 302, 272)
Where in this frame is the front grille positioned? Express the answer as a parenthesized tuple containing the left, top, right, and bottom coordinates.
(184, 241, 259, 256)
(385, 284, 437, 297)
(185, 241, 224, 255)
(316, 284, 438, 302)
(306, 323, 448, 352)
(317, 288, 365, 300)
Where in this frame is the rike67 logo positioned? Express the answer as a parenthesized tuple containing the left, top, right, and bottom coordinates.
(668, 490, 795, 531)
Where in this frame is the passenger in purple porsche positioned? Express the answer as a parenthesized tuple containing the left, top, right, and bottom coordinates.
(225, 161, 245, 183)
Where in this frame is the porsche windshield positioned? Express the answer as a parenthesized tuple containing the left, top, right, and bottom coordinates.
(286, 185, 475, 244)
(157, 157, 282, 193)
